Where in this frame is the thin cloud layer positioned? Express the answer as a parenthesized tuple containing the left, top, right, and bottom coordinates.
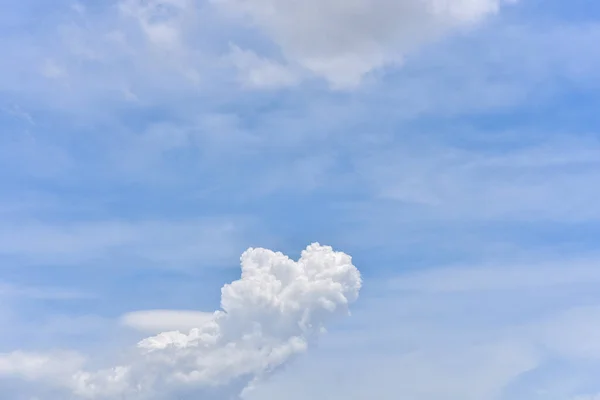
(217, 0, 515, 88)
(120, 310, 215, 334)
(0, 243, 362, 399)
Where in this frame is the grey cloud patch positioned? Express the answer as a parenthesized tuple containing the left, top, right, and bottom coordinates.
(217, 0, 515, 88)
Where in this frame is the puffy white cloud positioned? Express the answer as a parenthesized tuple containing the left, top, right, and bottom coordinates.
(0, 243, 362, 399)
(216, 0, 515, 88)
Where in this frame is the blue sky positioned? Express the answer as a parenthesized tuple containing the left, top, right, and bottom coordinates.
(1, 0, 600, 399)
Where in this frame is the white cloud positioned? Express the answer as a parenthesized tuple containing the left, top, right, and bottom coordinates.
(572, 395, 600, 400)
(1, 104, 35, 126)
(216, 0, 514, 88)
(251, 339, 538, 400)
(228, 45, 299, 89)
(120, 310, 214, 334)
(0, 283, 92, 300)
(247, 252, 600, 400)
(389, 257, 600, 293)
(534, 306, 600, 361)
(118, 0, 194, 52)
(0, 243, 362, 399)
(354, 136, 600, 222)
(40, 59, 65, 79)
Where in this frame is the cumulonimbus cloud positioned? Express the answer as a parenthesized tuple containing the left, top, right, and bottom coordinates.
(0, 243, 362, 399)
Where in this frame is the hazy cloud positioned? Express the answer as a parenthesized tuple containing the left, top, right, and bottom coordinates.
(120, 310, 214, 334)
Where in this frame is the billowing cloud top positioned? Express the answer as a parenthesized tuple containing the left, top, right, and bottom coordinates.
(0, 243, 362, 399)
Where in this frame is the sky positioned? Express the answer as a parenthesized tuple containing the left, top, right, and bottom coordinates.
(1, 0, 600, 398)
